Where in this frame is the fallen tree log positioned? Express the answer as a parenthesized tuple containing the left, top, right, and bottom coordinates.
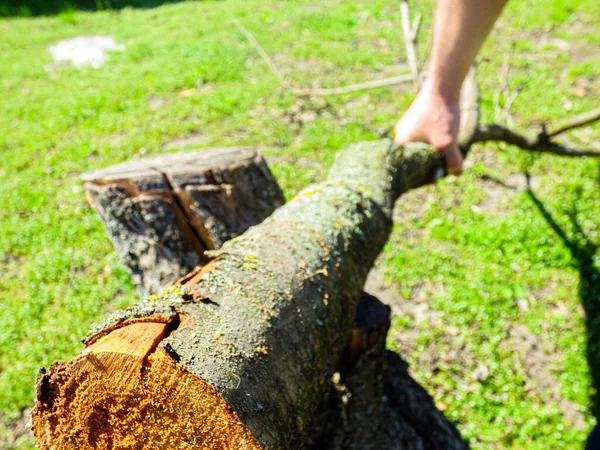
(82, 148, 285, 297)
(33, 71, 481, 449)
(77, 147, 468, 449)
(33, 138, 457, 449)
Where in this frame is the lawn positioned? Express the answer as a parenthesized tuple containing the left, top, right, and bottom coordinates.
(0, 0, 599, 448)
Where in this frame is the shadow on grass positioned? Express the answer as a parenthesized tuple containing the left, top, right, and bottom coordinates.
(0, 0, 200, 17)
(309, 292, 469, 449)
(526, 173, 600, 418)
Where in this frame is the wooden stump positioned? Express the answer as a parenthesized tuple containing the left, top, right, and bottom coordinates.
(82, 148, 285, 297)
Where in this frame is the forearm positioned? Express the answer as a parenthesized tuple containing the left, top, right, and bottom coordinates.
(394, 0, 509, 174)
(428, 0, 509, 102)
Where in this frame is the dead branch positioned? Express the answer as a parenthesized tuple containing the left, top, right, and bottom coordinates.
(471, 123, 600, 157)
(411, 13, 422, 42)
(481, 37, 597, 157)
(233, 19, 414, 97)
(548, 107, 600, 138)
(232, 18, 289, 88)
(290, 74, 414, 97)
(400, 0, 421, 89)
(494, 41, 516, 125)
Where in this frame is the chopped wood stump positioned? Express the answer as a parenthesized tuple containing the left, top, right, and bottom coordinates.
(82, 148, 285, 297)
(35, 320, 261, 449)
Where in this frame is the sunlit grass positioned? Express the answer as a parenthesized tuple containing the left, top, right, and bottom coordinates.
(0, 0, 598, 448)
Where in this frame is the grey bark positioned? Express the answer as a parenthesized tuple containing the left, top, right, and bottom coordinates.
(82, 148, 285, 297)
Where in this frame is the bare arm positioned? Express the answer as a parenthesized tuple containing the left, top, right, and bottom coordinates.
(394, 0, 509, 173)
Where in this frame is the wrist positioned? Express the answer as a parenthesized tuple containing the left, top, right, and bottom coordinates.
(423, 76, 462, 105)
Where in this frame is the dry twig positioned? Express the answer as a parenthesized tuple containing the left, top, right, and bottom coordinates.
(400, 0, 421, 88)
(468, 14, 599, 158)
(548, 107, 600, 138)
(291, 75, 414, 97)
(232, 18, 289, 88)
(232, 19, 418, 97)
(471, 121, 600, 157)
(233, 18, 413, 97)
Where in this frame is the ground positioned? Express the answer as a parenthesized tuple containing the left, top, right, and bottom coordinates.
(0, 0, 599, 448)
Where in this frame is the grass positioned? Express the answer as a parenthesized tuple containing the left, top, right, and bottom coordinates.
(0, 0, 599, 448)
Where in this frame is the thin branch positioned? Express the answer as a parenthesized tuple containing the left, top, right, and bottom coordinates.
(503, 89, 521, 128)
(400, 0, 421, 89)
(233, 18, 413, 97)
(493, 90, 503, 125)
(232, 18, 289, 88)
(548, 107, 600, 138)
(410, 13, 422, 41)
(292, 74, 414, 97)
(494, 44, 517, 125)
(472, 124, 600, 157)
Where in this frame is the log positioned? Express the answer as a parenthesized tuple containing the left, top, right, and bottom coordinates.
(82, 147, 467, 449)
(33, 138, 458, 449)
(82, 148, 285, 297)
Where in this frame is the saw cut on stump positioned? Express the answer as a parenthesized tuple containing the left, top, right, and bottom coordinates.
(82, 147, 285, 297)
(34, 137, 466, 449)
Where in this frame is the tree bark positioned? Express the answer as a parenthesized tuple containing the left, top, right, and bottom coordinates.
(33, 138, 458, 449)
(82, 147, 285, 297)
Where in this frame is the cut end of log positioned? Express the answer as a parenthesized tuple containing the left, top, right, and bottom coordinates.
(32, 320, 261, 450)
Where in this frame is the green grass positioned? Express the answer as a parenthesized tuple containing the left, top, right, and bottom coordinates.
(0, 0, 599, 448)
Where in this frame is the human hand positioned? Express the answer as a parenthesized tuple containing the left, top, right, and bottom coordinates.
(394, 83, 463, 175)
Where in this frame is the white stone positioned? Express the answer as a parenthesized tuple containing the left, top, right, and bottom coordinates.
(48, 36, 124, 70)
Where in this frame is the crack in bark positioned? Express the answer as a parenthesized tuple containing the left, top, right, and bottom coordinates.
(150, 166, 215, 256)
